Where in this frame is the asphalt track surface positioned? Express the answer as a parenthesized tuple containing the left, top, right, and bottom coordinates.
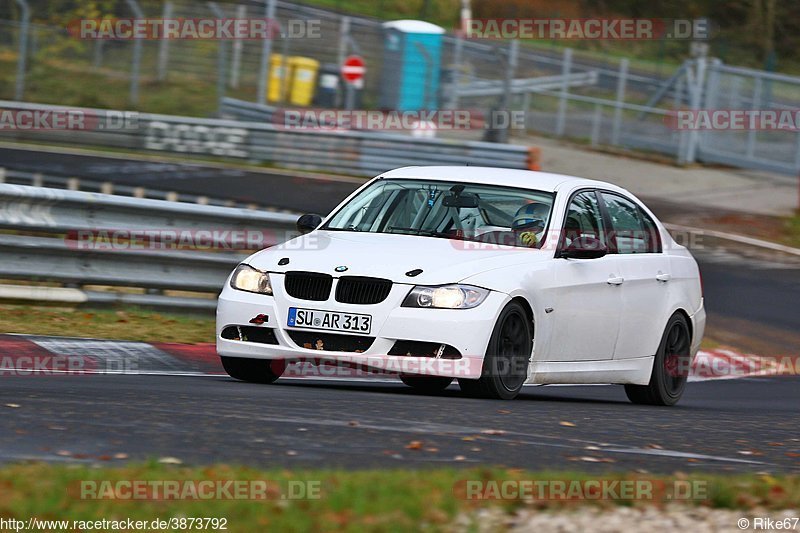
(1, 145, 799, 473)
(1, 373, 798, 473)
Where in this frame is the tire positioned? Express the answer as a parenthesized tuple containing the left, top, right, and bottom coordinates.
(625, 313, 691, 406)
(458, 301, 533, 400)
(400, 375, 453, 394)
(221, 357, 284, 384)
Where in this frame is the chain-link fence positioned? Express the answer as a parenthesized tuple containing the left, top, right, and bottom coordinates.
(2, 1, 800, 176)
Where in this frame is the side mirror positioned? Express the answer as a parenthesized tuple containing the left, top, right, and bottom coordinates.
(297, 214, 323, 235)
(560, 236, 607, 259)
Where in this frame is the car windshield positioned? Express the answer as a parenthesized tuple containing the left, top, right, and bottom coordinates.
(322, 179, 555, 249)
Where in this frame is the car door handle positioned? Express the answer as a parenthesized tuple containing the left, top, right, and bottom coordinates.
(656, 273, 672, 283)
(607, 276, 625, 285)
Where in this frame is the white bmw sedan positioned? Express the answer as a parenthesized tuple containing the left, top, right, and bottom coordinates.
(216, 166, 705, 405)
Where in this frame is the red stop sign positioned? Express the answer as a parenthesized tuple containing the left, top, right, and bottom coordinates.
(341, 55, 366, 84)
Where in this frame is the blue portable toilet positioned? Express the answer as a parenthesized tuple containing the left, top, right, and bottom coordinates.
(379, 20, 445, 111)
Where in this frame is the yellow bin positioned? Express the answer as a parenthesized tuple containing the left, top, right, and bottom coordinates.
(287, 56, 320, 106)
(267, 54, 291, 103)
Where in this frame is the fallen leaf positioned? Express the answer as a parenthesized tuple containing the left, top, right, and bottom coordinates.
(461, 436, 476, 442)
(4, 404, 20, 409)
(481, 429, 506, 435)
(645, 444, 663, 449)
(286, 451, 298, 456)
(348, 421, 359, 427)
(454, 455, 466, 461)
(158, 457, 182, 465)
(424, 447, 439, 453)
(567, 456, 615, 463)
(113, 453, 129, 460)
(56, 450, 71, 457)
(559, 421, 576, 427)
(405, 441, 423, 450)
(497, 410, 511, 415)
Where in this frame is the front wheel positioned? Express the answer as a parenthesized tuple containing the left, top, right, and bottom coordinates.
(221, 357, 284, 384)
(458, 301, 532, 400)
(625, 313, 691, 406)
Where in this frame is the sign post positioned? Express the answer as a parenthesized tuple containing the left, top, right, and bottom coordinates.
(341, 55, 365, 110)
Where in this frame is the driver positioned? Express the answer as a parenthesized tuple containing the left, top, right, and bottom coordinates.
(512, 203, 549, 248)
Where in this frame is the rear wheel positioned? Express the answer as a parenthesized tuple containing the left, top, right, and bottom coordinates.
(221, 357, 284, 384)
(458, 301, 532, 400)
(625, 313, 691, 406)
(400, 375, 453, 394)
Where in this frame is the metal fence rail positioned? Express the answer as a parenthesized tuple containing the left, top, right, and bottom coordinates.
(0, 167, 284, 211)
(0, 183, 300, 311)
(0, 101, 537, 176)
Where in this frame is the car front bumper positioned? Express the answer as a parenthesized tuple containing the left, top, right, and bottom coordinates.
(216, 281, 509, 379)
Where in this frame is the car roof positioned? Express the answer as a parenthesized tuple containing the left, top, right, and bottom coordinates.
(378, 166, 623, 194)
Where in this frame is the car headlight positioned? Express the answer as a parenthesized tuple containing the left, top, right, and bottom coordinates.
(230, 264, 272, 295)
(402, 284, 489, 309)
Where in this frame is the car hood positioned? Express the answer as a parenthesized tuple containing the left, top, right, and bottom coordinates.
(246, 230, 549, 287)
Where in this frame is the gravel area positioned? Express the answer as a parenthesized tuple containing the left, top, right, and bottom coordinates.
(454, 506, 800, 533)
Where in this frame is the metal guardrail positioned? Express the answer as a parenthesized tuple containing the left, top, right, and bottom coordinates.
(0, 168, 290, 212)
(456, 71, 598, 97)
(0, 101, 538, 177)
(0, 183, 300, 311)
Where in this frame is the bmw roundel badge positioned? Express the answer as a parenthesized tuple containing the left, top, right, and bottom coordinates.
(334, 265, 349, 272)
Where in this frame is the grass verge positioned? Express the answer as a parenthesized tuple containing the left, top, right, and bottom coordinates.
(786, 213, 800, 248)
(1, 464, 799, 532)
(0, 304, 215, 344)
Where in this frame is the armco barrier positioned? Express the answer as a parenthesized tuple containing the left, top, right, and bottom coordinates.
(0, 101, 537, 176)
(0, 183, 299, 311)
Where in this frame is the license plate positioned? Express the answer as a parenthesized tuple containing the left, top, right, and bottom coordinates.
(287, 307, 372, 334)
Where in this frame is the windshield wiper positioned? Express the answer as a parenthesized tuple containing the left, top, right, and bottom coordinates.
(386, 227, 453, 238)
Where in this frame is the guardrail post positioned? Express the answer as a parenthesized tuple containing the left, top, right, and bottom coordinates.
(13, 0, 30, 101)
(338, 16, 351, 109)
(555, 48, 572, 137)
(591, 103, 602, 147)
(449, 29, 465, 109)
(156, 1, 173, 81)
(208, 2, 229, 110)
(746, 76, 762, 160)
(278, 21, 291, 104)
(92, 40, 104, 68)
(256, 0, 277, 104)
(611, 58, 628, 146)
(229, 4, 246, 89)
(683, 57, 706, 164)
(124, 0, 144, 105)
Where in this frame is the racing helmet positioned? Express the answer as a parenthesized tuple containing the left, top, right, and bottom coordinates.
(512, 202, 549, 232)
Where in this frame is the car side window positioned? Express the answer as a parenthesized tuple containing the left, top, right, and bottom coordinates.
(600, 193, 660, 254)
(563, 191, 607, 246)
